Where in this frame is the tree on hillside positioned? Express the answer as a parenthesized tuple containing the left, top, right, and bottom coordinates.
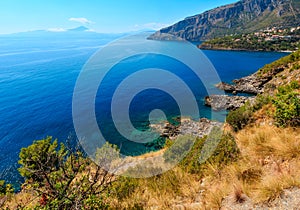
(18, 137, 118, 209)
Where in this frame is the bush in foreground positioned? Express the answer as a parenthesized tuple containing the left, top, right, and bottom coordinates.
(0, 180, 13, 196)
(273, 81, 300, 127)
(226, 102, 254, 132)
(18, 137, 116, 209)
(164, 127, 240, 175)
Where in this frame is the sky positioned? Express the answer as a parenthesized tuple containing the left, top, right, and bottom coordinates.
(0, 0, 238, 34)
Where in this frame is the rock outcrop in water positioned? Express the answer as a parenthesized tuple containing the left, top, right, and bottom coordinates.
(204, 54, 289, 112)
(205, 95, 255, 111)
(149, 0, 300, 41)
(150, 118, 223, 139)
(215, 75, 266, 95)
(215, 66, 285, 95)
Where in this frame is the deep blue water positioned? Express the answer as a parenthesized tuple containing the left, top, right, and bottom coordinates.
(0, 33, 287, 185)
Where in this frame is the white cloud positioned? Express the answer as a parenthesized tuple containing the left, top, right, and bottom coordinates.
(69, 17, 93, 24)
(47, 28, 66, 32)
(134, 22, 170, 30)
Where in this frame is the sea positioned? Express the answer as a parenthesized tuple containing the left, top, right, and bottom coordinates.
(0, 32, 288, 187)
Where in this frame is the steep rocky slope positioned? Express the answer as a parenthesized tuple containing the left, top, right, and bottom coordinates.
(149, 0, 300, 41)
(205, 50, 300, 113)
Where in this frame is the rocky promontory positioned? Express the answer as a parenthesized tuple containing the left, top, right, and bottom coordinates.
(204, 64, 285, 111)
(215, 66, 285, 95)
(150, 118, 223, 140)
(205, 95, 255, 111)
(216, 75, 266, 94)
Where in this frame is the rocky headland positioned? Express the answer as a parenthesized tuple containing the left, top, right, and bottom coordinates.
(150, 118, 223, 140)
(204, 61, 288, 112)
(204, 74, 263, 112)
(215, 66, 285, 95)
(205, 95, 255, 111)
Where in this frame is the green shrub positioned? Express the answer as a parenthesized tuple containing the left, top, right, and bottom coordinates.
(226, 81, 300, 129)
(273, 82, 300, 127)
(290, 63, 300, 72)
(18, 138, 115, 209)
(162, 127, 239, 176)
(169, 127, 240, 175)
(18, 137, 66, 181)
(253, 94, 272, 111)
(258, 50, 300, 76)
(0, 180, 14, 196)
(164, 138, 174, 148)
(201, 128, 239, 166)
(163, 135, 194, 164)
(146, 170, 182, 195)
(290, 80, 300, 89)
(226, 102, 254, 132)
(83, 195, 109, 210)
(110, 176, 139, 201)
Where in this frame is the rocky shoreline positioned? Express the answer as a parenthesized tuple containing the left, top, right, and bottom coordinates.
(150, 118, 223, 140)
(150, 59, 286, 138)
(199, 45, 268, 52)
(203, 64, 287, 112)
(215, 66, 285, 95)
(150, 71, 264, 139)
(199, 45, 295, 53)
(205, 95, 255, 111)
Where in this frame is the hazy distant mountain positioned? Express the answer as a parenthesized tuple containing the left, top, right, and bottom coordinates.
(149, 0, 300, 41)
(67, 26, 90, 32)
(1, 26, 127, 39)
(1, 26, 156, 38)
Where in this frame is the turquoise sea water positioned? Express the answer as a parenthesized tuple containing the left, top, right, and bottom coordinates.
(0, 33, 287, 185)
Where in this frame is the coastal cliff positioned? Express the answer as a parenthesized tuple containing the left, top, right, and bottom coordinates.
(149, 0, 300, 41)
(205, 50, 300, 112)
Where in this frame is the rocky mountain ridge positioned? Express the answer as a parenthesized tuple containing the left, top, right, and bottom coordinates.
(149, 0, 300, 41)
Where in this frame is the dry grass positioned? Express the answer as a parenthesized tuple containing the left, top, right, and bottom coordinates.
(252, 104, 276, 125)
(108, 166, 202, 209)
(4, 125, 300, 209)
(3, 190, 39, 209)
(254, 172, 300, 203)
(236, 125, 300, 160)
(89, 125, 300, 209)
(197, 125, 300, 208)
(203, 184, 229, 209)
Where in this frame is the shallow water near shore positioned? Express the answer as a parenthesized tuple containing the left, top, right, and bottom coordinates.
(0, 34, 287, 185)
